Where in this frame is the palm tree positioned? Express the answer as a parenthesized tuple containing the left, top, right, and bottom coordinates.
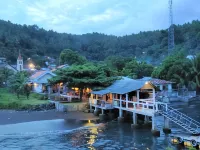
(188, 54, 200, 94)
(9, 72, 29, 99)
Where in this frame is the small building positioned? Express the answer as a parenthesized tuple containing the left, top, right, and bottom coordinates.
(0, 57, 17, 73)
(29, 71, 56, 93)
(48, 64, 56, 70)
(90, 77, 200, 135)
(139, 77, 174, 92)
(0, 63, 17, 73)
(52, 64, 70, 72)
(90, 77, 159, 130)
(57, 64, 69, 69)
(0, 57, 6, 64)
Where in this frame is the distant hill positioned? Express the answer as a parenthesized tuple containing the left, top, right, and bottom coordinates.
(0, 19, 200, 65)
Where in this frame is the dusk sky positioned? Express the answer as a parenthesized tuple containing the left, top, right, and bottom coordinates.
(0, 0, 200, 35)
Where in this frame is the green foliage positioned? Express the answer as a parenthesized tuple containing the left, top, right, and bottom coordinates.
(59, 49, 87, 65)
(188, 147, 197, 150)
(105, 56, 132, 75)
(151, 51, 200, 92)
(122, 59, 154, 79)
(8, 71, 31, 99)
(187, 54, 200, 93)
(31, 93, 48, 100)
(151, 52, 189, 82)
(49, 63, 118, 100)
(1, 20, 200, 65)
(0, 88, 48, 109)
(50, 63, 117, 88)
(0, 67, 14, 86)
(151, 67, 162, 78)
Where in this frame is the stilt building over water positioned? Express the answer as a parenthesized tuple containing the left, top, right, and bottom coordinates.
(89, 77, 200, 136)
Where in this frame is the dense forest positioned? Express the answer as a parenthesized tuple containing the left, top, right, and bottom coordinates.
(0, 19, 200, 65)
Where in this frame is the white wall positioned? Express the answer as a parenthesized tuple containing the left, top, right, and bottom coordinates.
(33, 83, 43, 93)
(17, 60, 23, 71)
(37, 74, 54, 84)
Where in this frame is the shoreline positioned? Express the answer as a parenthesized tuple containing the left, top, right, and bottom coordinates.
(0, 109, 98, 125)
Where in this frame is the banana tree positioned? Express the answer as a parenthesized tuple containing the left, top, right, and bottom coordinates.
(188, 54, 200, 94)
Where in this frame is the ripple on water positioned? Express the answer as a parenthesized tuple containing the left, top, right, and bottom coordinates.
(2, 101, 200, 150)
(0, 122, 106, 150)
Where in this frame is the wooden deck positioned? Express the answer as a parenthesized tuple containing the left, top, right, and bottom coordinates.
(90, 98, 162, 116)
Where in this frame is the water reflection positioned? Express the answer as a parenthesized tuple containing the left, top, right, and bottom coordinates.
(0, 100, 200, 149)
(0, 119, 82, 135)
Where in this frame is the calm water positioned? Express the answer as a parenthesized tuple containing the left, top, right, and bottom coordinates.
(0, 100, 200, 150)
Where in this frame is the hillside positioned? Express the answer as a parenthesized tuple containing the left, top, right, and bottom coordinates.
(0, 19, 200, 65)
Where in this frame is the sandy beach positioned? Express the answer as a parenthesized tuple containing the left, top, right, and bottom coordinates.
(0, 110, 98, 125)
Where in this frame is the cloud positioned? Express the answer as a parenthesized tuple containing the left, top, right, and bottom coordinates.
(0, 0, 200, 35)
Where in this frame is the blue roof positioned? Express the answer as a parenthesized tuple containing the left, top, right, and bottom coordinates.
(92, 77, 146, 95)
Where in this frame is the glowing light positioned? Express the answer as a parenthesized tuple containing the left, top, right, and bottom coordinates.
(145, 82, 148, 85)
(72, 87, 79, 91)
(29, 63, 35, 69)
(34, 83, 38, 86)
(88, 120, 91, 123)
(86, 88, 90, 92)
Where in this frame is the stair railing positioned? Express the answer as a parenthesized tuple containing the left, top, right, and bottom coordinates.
(158, 103, 200, 134)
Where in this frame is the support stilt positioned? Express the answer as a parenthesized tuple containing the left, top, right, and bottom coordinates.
(131, 112, 139, 128)
(143, 115, 151, 128)
(108, 110, 115, 120)
(94, 107, 99, 116)
(118, 109, 124, 123)
(163, 117, 171, 134)
(151, 115, 160, 136)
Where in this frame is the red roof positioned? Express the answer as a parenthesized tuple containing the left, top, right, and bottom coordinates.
(57, 65, 66, 69)
(30, 71, 46, 80)
(52, 64, 69, 72)
(18, 54, 22, 60)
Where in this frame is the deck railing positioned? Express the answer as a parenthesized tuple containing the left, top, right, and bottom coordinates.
(156, 90, 196, 98)
(59, 94, 80, 102)
(89, 98, 113, 109)
(113, 99, 163, 112)
(90, 98, 167, 112)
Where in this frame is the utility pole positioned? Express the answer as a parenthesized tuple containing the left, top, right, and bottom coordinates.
(168, 0, 175, 54)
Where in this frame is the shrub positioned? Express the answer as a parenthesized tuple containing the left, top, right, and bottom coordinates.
(0, 102, 22, 109)
(31, 93, 48, 100)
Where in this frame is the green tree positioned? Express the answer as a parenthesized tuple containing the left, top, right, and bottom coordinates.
(0, 67, 14, 86)
(151, 52, 199, 90)
(188, 54, 200, 94)
(122, 59, 154, 79)
(49, 63, 117, 100)
(151, 67, 162, 78)
(1, 19, 200, 65)
(8, 71, 30, 99)
(151, 52, 187, 80)
(59, 49, 87, 65)
(105, 56, 132, 75)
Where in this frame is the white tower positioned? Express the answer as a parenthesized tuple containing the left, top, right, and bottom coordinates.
(17, 51, 23, 71)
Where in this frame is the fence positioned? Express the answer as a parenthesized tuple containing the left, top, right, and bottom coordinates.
(156, 89, 196, 98)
